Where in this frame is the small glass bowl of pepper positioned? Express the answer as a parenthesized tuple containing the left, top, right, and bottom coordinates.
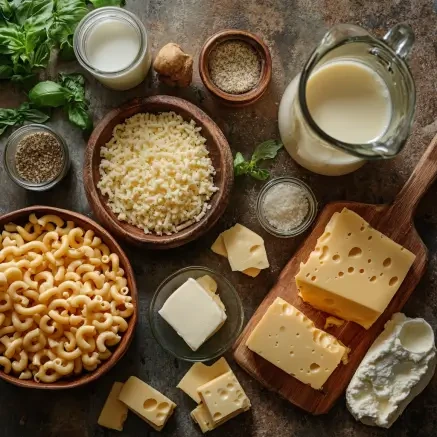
(4, 124, 70, 191)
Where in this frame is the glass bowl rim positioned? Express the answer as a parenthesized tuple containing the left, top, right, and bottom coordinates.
(149, 265, 244, 362)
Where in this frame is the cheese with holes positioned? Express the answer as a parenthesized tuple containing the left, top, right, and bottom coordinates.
(191, 403, 215, 433)
(246, 297, 347, 389)
(197, 371, 251, 426)
(118, 376, 176, 431)
(98, 382, 128, 431)
(177, 357, 231, 403)
(158, 278, 227, 351)
(296, 208, 415, 329)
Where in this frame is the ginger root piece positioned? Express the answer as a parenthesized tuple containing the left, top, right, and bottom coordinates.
(154, 43, 193, 87)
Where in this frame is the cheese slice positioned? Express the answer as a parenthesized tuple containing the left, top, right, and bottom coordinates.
(98, 382, 128, 431)
(196, 275, 225, 310)
(246, 297, 346, 390)
(295, 208, 416, 329)
(197, 371, 251, 426)
(211, 233, 261, 277)
(118, 376, 176, 431)
(324, 316, 345, 330)
(177, 357, 232, 403)
(191, 403, 215, 433)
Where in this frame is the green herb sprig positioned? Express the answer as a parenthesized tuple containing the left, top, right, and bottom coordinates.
(0, 102, 49, 135)
(29, 73, 92, 131)
(233, 140, 283, 181)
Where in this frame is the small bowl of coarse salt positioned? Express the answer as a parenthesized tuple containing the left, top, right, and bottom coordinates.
(199, 29, 272, 107)
(4, 124, 70, 191)
(256, 177, 318, 238)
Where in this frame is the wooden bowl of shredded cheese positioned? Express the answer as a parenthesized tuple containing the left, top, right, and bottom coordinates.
(84, 95, 234, 248)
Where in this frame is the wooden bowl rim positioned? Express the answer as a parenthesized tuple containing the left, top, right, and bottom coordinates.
(84, 95, 234, 248)
(0, 206, 138, 390)
(199, 29, 272, 105)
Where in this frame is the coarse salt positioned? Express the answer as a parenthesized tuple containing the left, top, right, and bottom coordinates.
(261, 183, 309, 231)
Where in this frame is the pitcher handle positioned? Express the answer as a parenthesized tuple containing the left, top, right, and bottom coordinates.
(383, 23, 415, 60)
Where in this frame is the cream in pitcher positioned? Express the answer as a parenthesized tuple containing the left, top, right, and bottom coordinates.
(279, 24, 416, 176)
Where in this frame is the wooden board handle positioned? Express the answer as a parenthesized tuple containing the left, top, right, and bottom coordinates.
(383, 133, 437, 233)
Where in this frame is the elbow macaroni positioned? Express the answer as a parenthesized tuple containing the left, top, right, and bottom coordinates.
(0, 214, 133, 383)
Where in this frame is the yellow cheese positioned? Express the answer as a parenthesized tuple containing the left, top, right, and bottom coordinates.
(246, 297, 346, 390)
(177, 357, 231, 403)
(222, 224, 269, 271)
(197, 371, 251, 426)
(324, 316, 345, 330)
(118, 376, 176, 431)
(191, 403, 215, 433)
(97, 382, 128, 431)
(196, 275, 218, 294)
(296, 208, 415, 329)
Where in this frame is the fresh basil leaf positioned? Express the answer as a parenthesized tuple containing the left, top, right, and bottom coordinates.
(233, 152, 246, 167)
(234, 161, 250, 176)
(20, 0, 53, 32)
(67, 102, 92, 131)
(17, 102, 50, 123)
(28, 80, 70, 107)
(59, 72, 85, 101)
(0, 24, 24, 55)
(249, 167, 270, 181)
(0, 64, 13, 78)
(49, 0, 88, 43)
(59, 34, 75, 60)
(0, 0, 13, 19)
(250, 140, 283, 164)
(88, 0, 126, 7)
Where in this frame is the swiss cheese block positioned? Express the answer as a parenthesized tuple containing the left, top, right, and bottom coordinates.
(211, 233, 262, 277)
(191, 403, 215, 433)
(295, 208, 416, 329)
(197, 370, 251, 426)
(245, 297, 346, 390)
(97, 382, 128, 431)
(177, 357, 231, 403)
(118, 376, 176, 431)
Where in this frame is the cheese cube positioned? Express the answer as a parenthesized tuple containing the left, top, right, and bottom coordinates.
(158, 278, 227, 351)
(177, 357, 231, 403)
(97, 382, 128, 431)
(222, 224, 269, 271)
(191, 403, 215, 433)
(295, 208, 416, 329)
(197, 371, 251, 426)
(246, 297, 346, 390)
(118, 376, 176, 431)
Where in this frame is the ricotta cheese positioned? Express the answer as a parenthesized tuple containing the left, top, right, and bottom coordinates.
(346, 313, 436, 428)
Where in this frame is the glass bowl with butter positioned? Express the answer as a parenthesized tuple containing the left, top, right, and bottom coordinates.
(150, 266, 244, 362)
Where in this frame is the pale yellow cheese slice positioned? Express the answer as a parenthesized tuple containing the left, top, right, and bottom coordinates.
(118, 376, 176, 431)
(197, 370, 251, 426)
(191, 403, 215, 433)
(246, 297, 346, 390)
(295, 208, 416, 329)
(177, 357, 231, 403)
(98, 382, 128, 431)
(211, 228, 264, 277)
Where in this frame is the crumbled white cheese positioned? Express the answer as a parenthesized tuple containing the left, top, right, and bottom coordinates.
(261, 182, 309, 231)
(98, 112, 218, 235)
(346, 313, 436, 428)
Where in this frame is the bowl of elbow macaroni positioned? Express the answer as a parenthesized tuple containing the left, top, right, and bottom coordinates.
(0, 206, 138, 389)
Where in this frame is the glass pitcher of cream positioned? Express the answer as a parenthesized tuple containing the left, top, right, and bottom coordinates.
(278, 24, 415, 176)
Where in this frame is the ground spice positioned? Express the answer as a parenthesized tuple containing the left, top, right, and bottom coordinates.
(209, 40, 261, 94)
(15, 132, 64, 184)
(262, 183, 309, 231)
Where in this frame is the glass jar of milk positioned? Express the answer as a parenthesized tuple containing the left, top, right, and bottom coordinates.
(278, 24, 415, 176)
(74, 7, 152, 91)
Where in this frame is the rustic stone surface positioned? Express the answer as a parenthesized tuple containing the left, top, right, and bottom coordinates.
(1, 0, 437, 436)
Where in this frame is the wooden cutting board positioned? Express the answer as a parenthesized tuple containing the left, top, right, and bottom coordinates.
(233, 134, 437, 415)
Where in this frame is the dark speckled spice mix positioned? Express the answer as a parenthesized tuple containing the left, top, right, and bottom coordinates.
(15, 132, 64, 183)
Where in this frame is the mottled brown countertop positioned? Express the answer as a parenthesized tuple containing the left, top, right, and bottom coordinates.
(1, 0, 437, 436)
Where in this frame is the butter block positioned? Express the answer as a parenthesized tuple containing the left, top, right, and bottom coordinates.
(197, 371, 251, 426)
(177, 357, 232, 403)
(118, 376, 176, 431)
(246, 297, 346, 390)
(98, 382, 128, 431)
(296, 208, 415, 329)
(191, 403, 215, 433)
(158, 278, 227, 351)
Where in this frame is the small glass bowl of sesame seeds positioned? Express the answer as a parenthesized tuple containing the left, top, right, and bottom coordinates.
(256, 177, 318, 238)
(4, 124, 70, 191)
